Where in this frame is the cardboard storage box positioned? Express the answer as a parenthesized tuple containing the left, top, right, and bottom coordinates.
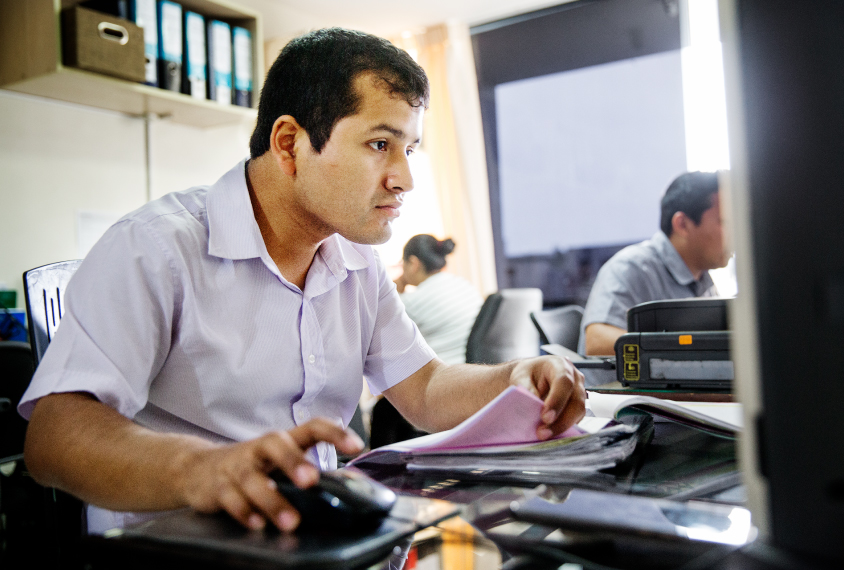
(62, 6, 145, 82)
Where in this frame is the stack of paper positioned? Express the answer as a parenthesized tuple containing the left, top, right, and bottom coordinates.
(350, 386, 645, 482)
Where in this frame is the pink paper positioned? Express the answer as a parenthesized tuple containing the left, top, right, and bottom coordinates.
(421, 385, 583, 451)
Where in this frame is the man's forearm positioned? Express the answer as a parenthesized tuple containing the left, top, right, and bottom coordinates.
(25, 392, 213, 512)
(386, 354, 587, 440)
(584, 323, 626, 356)
(385, 359, 516, 433)
(25, 392, 365, 531)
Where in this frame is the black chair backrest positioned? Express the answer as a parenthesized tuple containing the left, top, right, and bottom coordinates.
(0, 341, 34, 462)
(23, 260, 82, 365)
(530, 305, 585, 351)
(16, 261, 87, 555)
(465, 288, 543, 365)
(465, 293, 503, 364)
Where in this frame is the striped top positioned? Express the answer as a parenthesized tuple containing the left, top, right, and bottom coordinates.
(400, 272, 484, 364)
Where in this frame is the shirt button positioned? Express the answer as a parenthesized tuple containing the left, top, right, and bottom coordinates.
(308, 354, 316, 364)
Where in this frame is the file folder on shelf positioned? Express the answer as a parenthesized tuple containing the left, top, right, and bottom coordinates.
(80, 0, 129, 19)
(156, 0, 182, 92)
(232, 26, 253, 107)
(207, 20, 232, 104)
(183, 10, 206, 99)
(130, 0, 158, 86)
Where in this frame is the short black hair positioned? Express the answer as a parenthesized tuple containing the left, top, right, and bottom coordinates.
(403, 235, 455, 273)
(249, 28, 430, 158)
(660, 171, 720, 237)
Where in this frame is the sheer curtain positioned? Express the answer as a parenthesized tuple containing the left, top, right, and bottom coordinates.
(391, 23, 498, 296)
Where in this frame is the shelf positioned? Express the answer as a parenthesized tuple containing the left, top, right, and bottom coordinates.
(5, 66, 257, 127)
(0, 0, 262, 128)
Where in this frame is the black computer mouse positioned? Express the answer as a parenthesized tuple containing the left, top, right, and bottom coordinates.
(269, 468, 397, 533)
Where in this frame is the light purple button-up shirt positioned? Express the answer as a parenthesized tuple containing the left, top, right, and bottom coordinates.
(19, 160, 436, 532)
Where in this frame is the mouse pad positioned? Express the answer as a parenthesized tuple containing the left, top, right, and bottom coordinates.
(90, 496, 460, 570)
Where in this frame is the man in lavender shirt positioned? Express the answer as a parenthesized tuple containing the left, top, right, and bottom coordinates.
(20, 28, 585, 534)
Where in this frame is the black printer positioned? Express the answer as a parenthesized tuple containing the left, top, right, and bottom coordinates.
(614, 298, 733, 390)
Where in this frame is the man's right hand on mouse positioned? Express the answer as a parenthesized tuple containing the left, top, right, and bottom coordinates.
(177, 417, 364, 533)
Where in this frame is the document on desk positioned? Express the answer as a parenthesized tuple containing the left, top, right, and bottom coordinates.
(350, 386, 646, 482)
(586, 391, 742, 439)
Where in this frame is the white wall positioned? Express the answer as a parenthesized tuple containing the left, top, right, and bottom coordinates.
(0, 89, 253, 306)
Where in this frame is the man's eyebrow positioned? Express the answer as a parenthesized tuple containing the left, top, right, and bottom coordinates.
(369, 124, 420, 144)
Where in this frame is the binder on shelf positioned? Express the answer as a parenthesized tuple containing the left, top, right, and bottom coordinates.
(80, 0, 130, 19)
(232, 26, 253, 107)
(156, 0, 182, 92)
(182, 10, 207, 99)
(130, 0, 158, 86)
(207, 20, 232, 105)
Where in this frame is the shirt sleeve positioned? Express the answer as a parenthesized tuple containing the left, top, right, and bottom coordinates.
(581, 258, 650, 332)
(18, 218, 178, 420)
(363, 253, 436, 396)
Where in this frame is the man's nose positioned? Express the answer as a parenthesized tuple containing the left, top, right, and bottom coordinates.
(386, 152, 414, 193)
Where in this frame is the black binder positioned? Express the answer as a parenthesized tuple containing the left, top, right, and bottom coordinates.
(156, 0, 182, 92)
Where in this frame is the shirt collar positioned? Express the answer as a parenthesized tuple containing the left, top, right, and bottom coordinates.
(318, 234, 370, 277)
(206, 159, 371, 276)
(206, 159, 266, 261)
(652, 231, 714, 291)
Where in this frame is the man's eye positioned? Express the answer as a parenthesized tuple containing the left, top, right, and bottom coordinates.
(406, 147, 416, 156)
(369, 141, 387, 151)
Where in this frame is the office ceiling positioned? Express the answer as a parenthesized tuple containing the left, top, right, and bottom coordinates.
(236, 0, 575, 40)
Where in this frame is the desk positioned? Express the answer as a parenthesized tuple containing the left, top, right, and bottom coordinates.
(81, 420, 749, 570)
(589, 382, 734, 403)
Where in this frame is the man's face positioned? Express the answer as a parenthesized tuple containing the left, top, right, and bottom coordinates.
(290, 73, 424, 245)
(688, 193, 731, 270)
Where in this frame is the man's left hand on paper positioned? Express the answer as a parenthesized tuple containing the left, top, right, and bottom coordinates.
(385, 355, 586, 441)
(509, 355, 587, 440)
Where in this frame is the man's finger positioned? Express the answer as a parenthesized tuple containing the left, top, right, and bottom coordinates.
(542, 374, 587, 438)
(240, 470, 301, 532)
(287, 418, 364, 455)
(538, 358, 579, 422)
(546, 395, 587, 436)
(218, 484, 265, 530)
(251, 431, 319, 488)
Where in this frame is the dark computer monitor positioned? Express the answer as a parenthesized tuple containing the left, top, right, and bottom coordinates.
(722, 0, 844, 564)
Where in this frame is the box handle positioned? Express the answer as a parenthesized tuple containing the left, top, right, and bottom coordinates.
(97, 22, 129, 46)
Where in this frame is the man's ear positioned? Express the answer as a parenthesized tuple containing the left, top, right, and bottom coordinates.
(269, 115, 304, 176)
(671, 211, 692, 237)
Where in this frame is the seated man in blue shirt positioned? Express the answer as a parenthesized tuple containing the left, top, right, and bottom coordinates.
(19, 28, 585, 535)
(579, 171, 730, 356)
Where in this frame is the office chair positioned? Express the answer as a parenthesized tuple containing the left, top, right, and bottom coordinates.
(23, 259, 83, 365)
(0, 341, 34, 464)
(14, 260, 85, 568)
(530, 305, 585, 352)
(465, 288, 543, 365)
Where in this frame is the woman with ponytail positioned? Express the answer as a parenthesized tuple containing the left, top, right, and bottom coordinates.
(371, 235, 486, 448)
(394, 235, 483, 365)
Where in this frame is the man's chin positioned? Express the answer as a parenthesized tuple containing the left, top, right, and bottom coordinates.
(341, 227, 392, 246)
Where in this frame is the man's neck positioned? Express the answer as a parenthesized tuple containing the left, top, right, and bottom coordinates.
(246, 157, 323, 290)
(669, 234, 705, 281)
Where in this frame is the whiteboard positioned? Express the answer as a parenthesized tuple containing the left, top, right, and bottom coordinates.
(495, 50, 688, 257)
